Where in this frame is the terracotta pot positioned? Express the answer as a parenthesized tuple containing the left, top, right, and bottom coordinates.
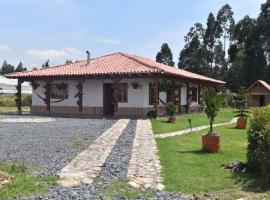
(168, 116, 176, 123)
(236, 118, 247, 129)
(202, 133, 220, 153)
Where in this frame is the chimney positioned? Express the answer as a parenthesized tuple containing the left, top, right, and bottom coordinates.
(86, 51, 90, 65)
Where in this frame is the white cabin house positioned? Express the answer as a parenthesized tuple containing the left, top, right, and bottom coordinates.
(5, 52, 224, 117)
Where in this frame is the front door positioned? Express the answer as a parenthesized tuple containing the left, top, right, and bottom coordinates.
(103, 83, 114, 116)
(259, 95, 265, 107)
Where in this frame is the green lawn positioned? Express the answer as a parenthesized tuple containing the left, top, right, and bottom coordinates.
(0, 163, 58, 199)
(151, 108, 235, 134)
(0, 106, 30, 114)
(156, 125, 270, 199)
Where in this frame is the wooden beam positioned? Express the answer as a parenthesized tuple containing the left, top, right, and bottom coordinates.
(151, 79, 159, 117)
(44, 81, 52, 113)
(15, 79, 23, 114)
(198, 83, 201, 104)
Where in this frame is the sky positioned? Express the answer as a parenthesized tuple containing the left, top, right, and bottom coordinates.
(0, 0, 267, 69)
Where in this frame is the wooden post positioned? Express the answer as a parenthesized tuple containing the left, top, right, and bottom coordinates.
(44, 81, 51, 113)
(179, 85, 182, 113)
(76, 81, 84, 113)
(15, 79, 23, 114)
(198, 83, 201, 104)
(152, 79, 159, 117)
(186, 82, 190, 113)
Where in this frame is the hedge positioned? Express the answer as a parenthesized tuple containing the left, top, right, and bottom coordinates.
(0, 95, 32, 107)
(247, 105, 270, 180)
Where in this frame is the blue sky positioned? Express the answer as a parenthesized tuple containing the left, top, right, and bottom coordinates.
(0, 0, 266, 69)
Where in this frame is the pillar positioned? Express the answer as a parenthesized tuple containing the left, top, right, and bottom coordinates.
(152, 79, 159, 117)
(76, 81, 84, 113)
(44, 81, 51, 113)
(15, 79, 23, 114)
(198, 83, 201, 104)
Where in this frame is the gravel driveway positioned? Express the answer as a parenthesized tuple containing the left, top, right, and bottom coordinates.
(0, 115, 116, 176)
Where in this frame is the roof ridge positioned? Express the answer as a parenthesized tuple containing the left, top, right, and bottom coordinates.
(118, 52, 163, 73)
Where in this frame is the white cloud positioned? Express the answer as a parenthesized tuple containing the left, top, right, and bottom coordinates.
(25, 47, 82, 60)
(98, 38, 120, 45)
(0, 45, 12, 51)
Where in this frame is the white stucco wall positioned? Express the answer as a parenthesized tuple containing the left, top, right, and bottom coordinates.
(31, 78, 195, 109)
(32, 78, 153, 108)
(32, 80, 78, 107)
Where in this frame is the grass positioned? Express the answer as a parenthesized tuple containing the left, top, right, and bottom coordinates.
(100, 179, 155, 200)
(151, 108, 235, 134)
(0, 162, 58, 199)
(156, 124, 270, 199)
(0, 106, 30, 114)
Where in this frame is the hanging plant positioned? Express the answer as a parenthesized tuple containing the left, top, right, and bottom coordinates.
(31, 81, 40, 90)
(131, 82, 142, 89)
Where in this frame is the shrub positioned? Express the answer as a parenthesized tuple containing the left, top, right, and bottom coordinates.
(0, 96, 16, 107)
(247, 106, 270, 179)
(22, 94, 32, 106)
(165, 102, 176, 116)
(147, 110, 157, 119)
(234, 87, 249, 119)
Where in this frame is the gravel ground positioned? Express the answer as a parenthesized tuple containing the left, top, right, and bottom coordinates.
(0, 115, 116, 176)
(19, 119, 187, 200)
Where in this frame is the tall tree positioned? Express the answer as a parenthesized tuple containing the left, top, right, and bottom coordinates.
(156, 43, 175, 66)
(15, 61, 27, 72)
(1, 60, 14, 74)
(41, 59, 50, 68)
(178, 23, 209, 75)
(216, 4, 235, 53)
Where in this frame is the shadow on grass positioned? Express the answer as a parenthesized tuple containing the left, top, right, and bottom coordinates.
(231, 172, 270, 193)
(177, 149, 209, 155)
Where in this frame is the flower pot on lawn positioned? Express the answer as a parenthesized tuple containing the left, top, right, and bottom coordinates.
(168, 116, 176, 123)
(202, 133, 221, 153)
(236, 118, 247, 129)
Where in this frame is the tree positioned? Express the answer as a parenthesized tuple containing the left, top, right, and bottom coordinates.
(216, 4, 235, 53)
(41, 59, 49, 68)
(15, 61, 27, 72)
(156, 43, 175, 66)
(1, 60, 14, 74)
(65, 59, 72, 64)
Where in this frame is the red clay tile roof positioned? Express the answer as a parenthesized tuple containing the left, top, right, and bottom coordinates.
(5, 52, 225, 84)
(248, 80, 270, 92)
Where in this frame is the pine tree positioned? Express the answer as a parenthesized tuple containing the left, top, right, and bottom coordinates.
(15, 61, 27, 72)
(41, 59, 50, 68)
(156, 43, 175, 67)
(1, 60, 14, 74)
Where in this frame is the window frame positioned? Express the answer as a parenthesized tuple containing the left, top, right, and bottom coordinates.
(50, 83, 68, 99)
(149, 83, 159, 105)
(113, 83, 128, 103)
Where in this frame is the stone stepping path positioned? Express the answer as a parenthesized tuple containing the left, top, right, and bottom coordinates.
(127, 119, 164, 190)
(58, 119, 129, 186)
(155, 117, 237, 139)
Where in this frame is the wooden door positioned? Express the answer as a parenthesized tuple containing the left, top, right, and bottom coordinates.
(103, 83, 114, 115)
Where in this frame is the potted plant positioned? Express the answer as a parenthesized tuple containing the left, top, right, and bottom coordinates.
(202, 88, 224, 153)
(235, 87, 249, 129)
(165, 102, 176, 123)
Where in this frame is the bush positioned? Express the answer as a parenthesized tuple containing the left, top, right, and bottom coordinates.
(247, 106, 270, 179)
(0, 96, 16, 107)
(0, 95, 32, 107)
(22, 94, 32, 106)
(147, 110, 157, 119)
(165, 102, 176, 116)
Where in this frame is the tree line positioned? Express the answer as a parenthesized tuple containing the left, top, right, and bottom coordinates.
(0, 60, 27, 75)
(156, 0, 270, 92)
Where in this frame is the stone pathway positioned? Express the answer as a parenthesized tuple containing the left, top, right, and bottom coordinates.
(0, 117, 55, 123)
(127, 119, 164, 190)
(155, 117, 237, 139)
(58, 119, 129, 186)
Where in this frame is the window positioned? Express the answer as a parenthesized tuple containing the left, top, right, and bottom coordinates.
(149, 83, 159, 105)
(113, 83, 127, 102)
(51, 84, 68, 99)
(191, 87, 198, 102)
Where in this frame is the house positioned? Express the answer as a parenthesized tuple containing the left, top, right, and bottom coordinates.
(247, 80, 270, 107)
(0, 75, 32, 95)
(5, 52, 225, 117)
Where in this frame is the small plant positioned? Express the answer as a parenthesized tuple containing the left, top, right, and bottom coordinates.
(202, 88, 224, 134)
(147, 110, 157, 119)
(165, 102, 176, 116)
(165, 102, 176, 123)
(234, 87, 249, 119)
